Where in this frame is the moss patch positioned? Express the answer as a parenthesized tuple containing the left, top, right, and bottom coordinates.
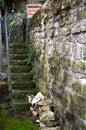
(38, 79, 48, 95)
(0, 110, 39, 130)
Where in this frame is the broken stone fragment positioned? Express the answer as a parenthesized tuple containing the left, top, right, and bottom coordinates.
(32, 92, 44, 105)
(46, 120, 59, 127)
(40, 110, 55, 122)
(31, 104, 42, 117)
(35, 119, 40, 123)
(28, 95, 34, 104)
(32, 110, 38, 117)
(40, 126, 61, 130)
(38, 99, 52, 106)
(41, 105, 50, 111)
(39, 122, 46, 128)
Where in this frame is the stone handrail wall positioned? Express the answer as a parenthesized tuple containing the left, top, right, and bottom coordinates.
(28, 0, 86, 129)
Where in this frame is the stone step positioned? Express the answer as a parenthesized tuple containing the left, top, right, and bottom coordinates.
(10, 74, 34, 82)
(11, 89, 38, 100)
(11, 100, 30, 111)
(10, 73, 33, 80)
(11, 81, 35, 89)
(10, 48, 28, 54)
(10, 54, 26, 60)
(9, 43, 28, 49)
(10, 66, 32, 73)
(10, 60, 26, 66)
(12, 100, 28, 105)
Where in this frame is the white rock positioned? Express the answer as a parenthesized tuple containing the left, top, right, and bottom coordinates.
(32, 111, 38, 117)
(35, 119, 40, 123)
(38, 99, 51, 106)
(40, 110, 55, 122)
(32, 92, 44, 105)
(39, 122, 46, 128)
(28, 95, 34, 104)
(30, 106, 34, 111)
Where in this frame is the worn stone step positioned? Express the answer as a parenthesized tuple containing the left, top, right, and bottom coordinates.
(11, 101, 30, 111)
(10, 48, 28, 54)
(10, 73, 34, 80)
(10, 74, 35, 82)
(12, 100, 28, 104)
(10, 66, 32, 73)
(11, 81, 35, 89)
(10, 54, 26, 60)
(9, 43, 28, 48)
(11, 89, 38, 100)
(10, 60, 26, 66)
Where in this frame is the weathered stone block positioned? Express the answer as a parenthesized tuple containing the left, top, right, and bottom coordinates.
(71, 19, 86, 34)
(83, 45, 86, 60)
(73, 45, 83, 60)
(75, 33, 86, 44)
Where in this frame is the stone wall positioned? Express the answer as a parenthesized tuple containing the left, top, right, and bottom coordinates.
(28, 0, 86, 129)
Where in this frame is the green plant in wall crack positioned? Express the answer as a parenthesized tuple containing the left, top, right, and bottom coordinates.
(24, 53, 33, 65)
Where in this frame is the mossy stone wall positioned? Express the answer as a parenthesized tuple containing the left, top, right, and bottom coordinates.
(28, 0, 86, 129)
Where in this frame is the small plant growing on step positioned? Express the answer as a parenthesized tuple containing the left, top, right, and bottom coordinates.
(24, 53, 32, 65)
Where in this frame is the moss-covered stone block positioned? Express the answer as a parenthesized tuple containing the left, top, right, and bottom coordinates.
(72, 61, 86, 73)
(72, 81, 86, 96)
(38, 78, 48, 95)
(77, 9, 86, 20)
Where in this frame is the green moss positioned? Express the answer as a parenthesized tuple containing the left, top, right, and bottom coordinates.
(83, 112, 86, 119)
(77, 62, 85, 69)
(72, 81, 86, 96)
(12, 104, 30, 112)
(72, 81, 81, 93)
(81, 84, 86, 96)
(12, 82, 34, 89)
(34, 43, 41, 56)
(77, 9, 86, 20)
(0, 110, 39, 130)
(73, 61, 86, 72)
(56, 66, 63, 80)
(38, 79, 47, 95)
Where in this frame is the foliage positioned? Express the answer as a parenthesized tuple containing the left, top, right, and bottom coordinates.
(7, 12, 27, 42)
(0, 104, 8, 110)
(4, 95, 12, 102)
(24, 53, 33, 65)
(7, 12, 25, 34)
(0, 1, 5, 9)
(0, 110, 39, 130)
(2, 0, 27, 11)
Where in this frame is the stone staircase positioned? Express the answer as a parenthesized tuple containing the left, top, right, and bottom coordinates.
(9, 42, 37, 111)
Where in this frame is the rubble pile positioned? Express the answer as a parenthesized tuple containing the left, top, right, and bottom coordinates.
(28, 92, 60, 130)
